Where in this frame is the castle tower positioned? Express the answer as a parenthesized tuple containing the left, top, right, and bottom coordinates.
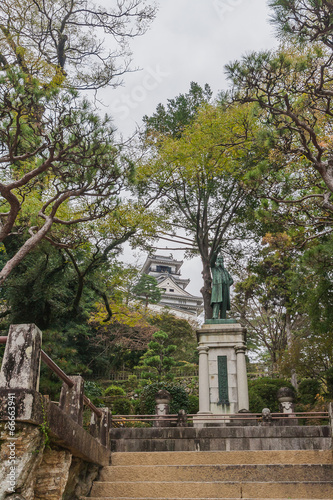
(141, 254, 203, 318)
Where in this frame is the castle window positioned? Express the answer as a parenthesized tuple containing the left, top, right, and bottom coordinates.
(156, 265, 172, 273)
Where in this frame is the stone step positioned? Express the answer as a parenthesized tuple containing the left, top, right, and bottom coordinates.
(89, 480, 333, 499)
(111, 449, 333, 466)
(111, 426, 331, 440)
(100, 464, 333, 482)
(111, 425, 332, 452)
(83, 498, 333, 500)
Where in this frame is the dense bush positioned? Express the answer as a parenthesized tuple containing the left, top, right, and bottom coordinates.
(324, 368, 333, 399)
(84, 381, 104, 405)
(297, 378, 321, 406)
(248, 377, 293, 413)
(187, 394, 199, 414)
(112, 398, 132, 415)
(139, 382, 189, 415)
(104, 384, 126, 397)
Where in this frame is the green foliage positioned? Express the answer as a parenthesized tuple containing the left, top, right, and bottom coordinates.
(187, 395, 199, 414)
(39, 395, 51, 451)
(149, 312, 198, 363)
(124, 375, 140, 394)
(84, 381, 103, 405)
(0, 0, 156, 90)
(297, 379, 321, 406)
(132, 274, 161, 307)
(139, 382, 189, 415)
(248, 377, 293, 413)
(276, 237, 333, 380)
(233, 231, 303, 369)
(39, 327, 90, 400)
(135, 330, 177, 381)
(3, 242, 76, 329)
(324, 368, 333, 399)
(268, 0, 333, 48)
(301, 240, 333, 337)
(143, 81, 212, 139)
(112, 398, 132, 415)
(139, 89, 270, 318)
(104, 385, 126, 397)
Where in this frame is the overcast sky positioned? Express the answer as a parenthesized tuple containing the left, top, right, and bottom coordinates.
(104, 0, 278, 296)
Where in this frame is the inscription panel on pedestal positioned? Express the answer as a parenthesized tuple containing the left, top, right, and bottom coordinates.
(217, 355, 229, 405)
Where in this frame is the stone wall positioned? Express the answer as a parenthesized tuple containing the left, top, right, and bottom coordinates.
(0, 422, 100, 499)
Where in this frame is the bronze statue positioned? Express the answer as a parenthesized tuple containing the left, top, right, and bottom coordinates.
(210, 252, 234, 319)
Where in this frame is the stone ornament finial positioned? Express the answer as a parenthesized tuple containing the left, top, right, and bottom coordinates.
(261, 407, 272, 426)
(277, 387, 295, 414)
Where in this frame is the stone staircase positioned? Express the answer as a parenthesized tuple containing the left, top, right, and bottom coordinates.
(85, 449, 333, 499)
(110, 425, 332, 453)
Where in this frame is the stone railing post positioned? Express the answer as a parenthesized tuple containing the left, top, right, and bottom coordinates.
(90, 408, 112, 448)
(59, 376, 84, 426)
(177, 409, 187, 427)
(0, 324, 42, 391)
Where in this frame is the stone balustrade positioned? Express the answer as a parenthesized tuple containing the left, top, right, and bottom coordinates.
(0, 323, 111, 499)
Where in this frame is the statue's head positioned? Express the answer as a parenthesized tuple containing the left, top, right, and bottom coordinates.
(217, 256, 224, 266)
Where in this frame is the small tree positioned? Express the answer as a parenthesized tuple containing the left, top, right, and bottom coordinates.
(135, 330, 177, 381)
(132, 274, 162, 308)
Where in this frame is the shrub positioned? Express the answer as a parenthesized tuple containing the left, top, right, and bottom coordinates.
(297, 378, 321, 406)
(248, 377, 293, 413)
(104, 384, 126, 397)
(188, 395, 199, 414)
(85, 381, 103, 397)
(84, 381, 103, 405)
(139, 382, 189, 415)
(324, 368, 333, 399)
(112, 398, 132, 415)
(124, 374, 140, 394)
(248, 391, 265, 414)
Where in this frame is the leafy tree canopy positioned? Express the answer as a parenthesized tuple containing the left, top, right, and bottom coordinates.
(135, 330, 177, 381)
(138, 95, 271, 318)
(143, 81, 213, 139)
(132, 274, 162, 308)
(0, 0, 156, 89)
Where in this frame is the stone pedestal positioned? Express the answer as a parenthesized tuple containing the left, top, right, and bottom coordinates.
(193, 322, 249, 427)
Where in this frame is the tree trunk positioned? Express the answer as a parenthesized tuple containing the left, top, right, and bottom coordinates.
(285, 310, 298, 390)
(286, 311, 293, 350)
(0, 218, 53, 285)
(201, 258, 213, 320)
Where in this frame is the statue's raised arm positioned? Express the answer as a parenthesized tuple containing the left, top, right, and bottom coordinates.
(210, 252, 233, 320)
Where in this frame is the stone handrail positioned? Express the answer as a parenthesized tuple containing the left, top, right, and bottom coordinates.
(0, 324, 111, 466)
(0, 335, 103, 419)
